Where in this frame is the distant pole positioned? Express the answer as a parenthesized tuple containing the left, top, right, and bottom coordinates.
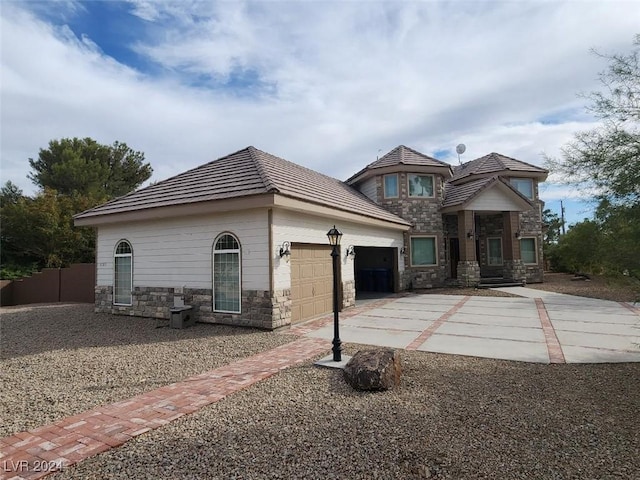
(560, 200, 566, 235)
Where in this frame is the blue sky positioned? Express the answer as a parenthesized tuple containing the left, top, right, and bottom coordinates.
(2, 1, 639, 226)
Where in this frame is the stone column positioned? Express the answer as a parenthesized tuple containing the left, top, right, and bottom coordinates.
(457, 210, 480, 286)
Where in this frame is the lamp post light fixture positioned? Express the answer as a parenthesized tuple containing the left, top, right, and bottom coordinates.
(327, 225, 343, 362)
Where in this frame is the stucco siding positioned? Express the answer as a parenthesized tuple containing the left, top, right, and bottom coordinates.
(272, 209, 405, 291)
(466, 188, 525, 211)
(96, 209, 269, 290)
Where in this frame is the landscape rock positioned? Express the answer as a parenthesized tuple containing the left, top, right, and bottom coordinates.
(343, 348, 401, 391)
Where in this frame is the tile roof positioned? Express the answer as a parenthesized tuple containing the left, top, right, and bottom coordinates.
(75, 147, 410, 226)
(451, 152, 548, 182)
(346, 145, 452, 184)
(368, 145, 450, 169)
(442, 176, 496, 209)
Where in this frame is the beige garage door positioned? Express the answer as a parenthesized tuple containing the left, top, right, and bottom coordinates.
(291, 244, 334, 324)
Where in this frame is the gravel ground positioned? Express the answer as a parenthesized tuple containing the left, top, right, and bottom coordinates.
(3, 303, 640, 479)
(415, 272, 640, 303)
(0, 304, 292, 437)
(51, 345, 640, 480)
(525, 272, 640, 303)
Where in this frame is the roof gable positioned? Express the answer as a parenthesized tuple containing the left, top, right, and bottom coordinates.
(451, 152, 548, 184)
(441, 176, 533, 212)
(75, 147, 410, 227)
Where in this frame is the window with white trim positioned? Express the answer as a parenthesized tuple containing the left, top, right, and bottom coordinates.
(114, 240, 132, 305)
(408, 174, 434, 198)
(510, 178, 534, 200)
(520, 237, 537, 264)
(410, 236, 437, 266)
(383, 174, 399, 198)
(213, 233, 241, 313)
(487, 237, 503, 266)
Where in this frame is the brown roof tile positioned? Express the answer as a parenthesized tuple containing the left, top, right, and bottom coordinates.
(75, 147, 410, 226)
(346, 145, 452, 184)
(369, 145, 450, 169)
(452, 152, 548, 182)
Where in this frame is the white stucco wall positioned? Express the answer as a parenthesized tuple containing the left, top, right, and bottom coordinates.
(96, 209, 269, 290)
(466, 188, 524, 211)
(272, 209, 406, 290)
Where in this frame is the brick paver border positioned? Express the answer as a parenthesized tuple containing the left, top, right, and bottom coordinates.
(405, 296, 471, 351)
(0, 337, 329, 480)
(535, 298, 566, 364)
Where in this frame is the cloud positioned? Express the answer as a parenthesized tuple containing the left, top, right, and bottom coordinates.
(1, 0, 638, 198)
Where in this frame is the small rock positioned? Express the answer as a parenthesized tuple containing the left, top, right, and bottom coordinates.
(343, 349, 401, 391)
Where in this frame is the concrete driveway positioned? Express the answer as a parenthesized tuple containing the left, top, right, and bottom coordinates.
(304, 288, 640, 363)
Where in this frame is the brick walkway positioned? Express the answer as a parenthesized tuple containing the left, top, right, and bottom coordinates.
(0, 337, 328, 480)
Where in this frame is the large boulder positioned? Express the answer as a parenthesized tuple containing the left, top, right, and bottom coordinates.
(343, 349, 401, 391)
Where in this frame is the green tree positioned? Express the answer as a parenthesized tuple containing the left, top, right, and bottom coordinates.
(1, 137, 152, 278)
(28, 137, 152, 199)
(550, 220, 603, 274)
(546, 35, 639, 206)
(542, 208, 562, 246)
(1, 186, 96, 271)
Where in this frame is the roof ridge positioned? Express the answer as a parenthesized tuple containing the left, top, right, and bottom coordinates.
(248, 146, 280, 193)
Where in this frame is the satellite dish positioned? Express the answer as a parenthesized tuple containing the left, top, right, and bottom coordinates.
(456, 143, 466, 165)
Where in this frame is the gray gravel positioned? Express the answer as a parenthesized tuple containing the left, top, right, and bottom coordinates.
(2, 304, 640, 479)
(0, 304, 292, 436)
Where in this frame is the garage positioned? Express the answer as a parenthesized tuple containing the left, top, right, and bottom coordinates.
(290, 244, 335, 323)
(354, 247, 397, 295)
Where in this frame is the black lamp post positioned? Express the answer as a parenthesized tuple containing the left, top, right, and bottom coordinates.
(327, 225, 343, 361)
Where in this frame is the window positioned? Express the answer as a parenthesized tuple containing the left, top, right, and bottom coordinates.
(114, 240, 132, 305)
(510, 178, 534, 200)
(487, 238, 503, 266)
(408, 174, 434, 197)
(213, 233, 241, 313)
(520, 238, 537, 264)
(411, 237, 437, 266)
(383, 174, 398, 198)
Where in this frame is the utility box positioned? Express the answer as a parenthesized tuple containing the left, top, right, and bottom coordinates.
(169, 306, 194, 329)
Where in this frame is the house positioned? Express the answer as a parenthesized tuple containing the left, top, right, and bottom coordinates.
(74, 145, 547, 329)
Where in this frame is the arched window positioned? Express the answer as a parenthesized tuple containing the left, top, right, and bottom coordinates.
(213, 233, 241, 313)
(114, 240, 133, 305)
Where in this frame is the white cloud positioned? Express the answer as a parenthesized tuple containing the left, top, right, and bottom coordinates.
(1, 1, 639, 197)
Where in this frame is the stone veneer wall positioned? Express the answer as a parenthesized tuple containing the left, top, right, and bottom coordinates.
(376, 174, 448, 289)
(503, 260, 527, 284)
(457, 261, 480, 287)
(342, 280, 356, 309)
(519, 197, 545, 283)
(94, 284, 359, 329)
(95, 286, 289, 330)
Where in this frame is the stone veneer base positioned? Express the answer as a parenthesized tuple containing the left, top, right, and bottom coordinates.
(95, 282, 356, 330)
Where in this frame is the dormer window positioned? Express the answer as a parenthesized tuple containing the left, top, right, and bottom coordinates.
(510, 178, 534, 200)
(408, 174, 434, 198)
(383, 174, 399, 198)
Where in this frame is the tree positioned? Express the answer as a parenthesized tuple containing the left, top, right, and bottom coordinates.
(1, 137, 152, 278)
(549, 220, 603, 274)
(546, 35, 640, 206)
(542, 208, 562, 246)
(1, 185, 96, 271)
(28, 137, 152, 199)
(545, 35, 640, 280)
